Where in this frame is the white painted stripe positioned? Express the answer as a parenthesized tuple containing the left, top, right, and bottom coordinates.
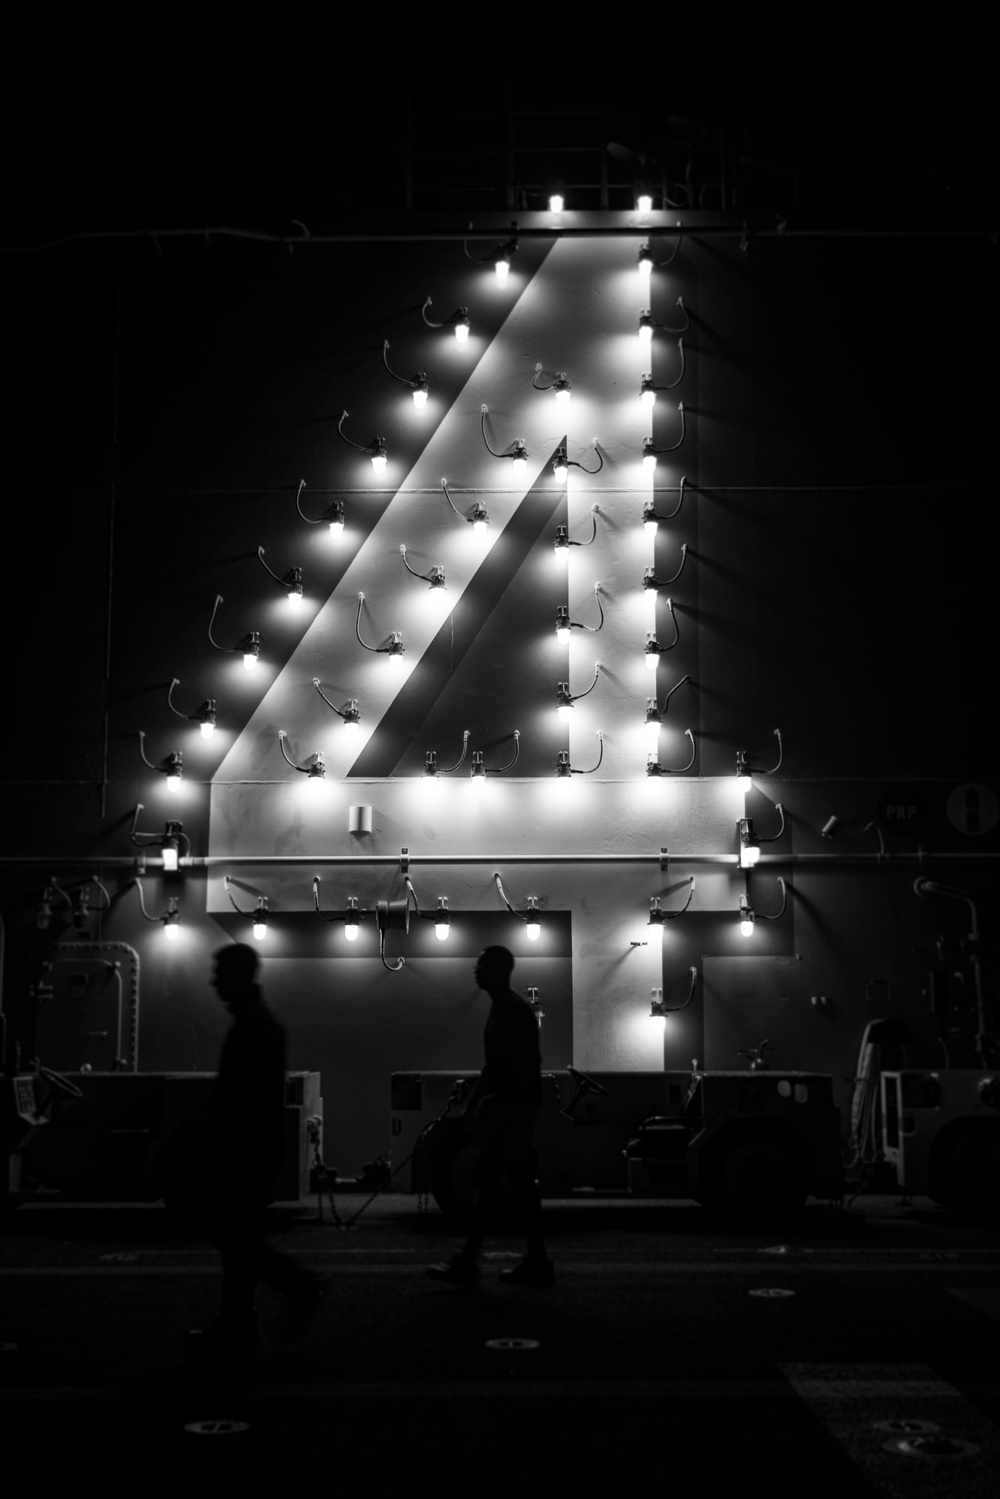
(781, 1365, 998, 1494)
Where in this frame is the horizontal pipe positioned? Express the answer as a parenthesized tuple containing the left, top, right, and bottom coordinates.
(2, 851, 999, 869)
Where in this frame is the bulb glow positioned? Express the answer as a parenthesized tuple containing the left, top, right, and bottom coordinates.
(164, 920, 179, 940)
(553, 375, 571, 405)
(640, 375, 656, 407)
(344, 920, 359, 941)
(435, 920, 449, 940)
(740, 914, 754, 937)
(495, 255, 510, 283)
(548, 193, 564, 213)
(253, 919, 267, 941)
(643, 502, 658, 536)
(637, 192, 653, 214)
(454, 314, 470, 343)
(166, 771, 182, 792)
(470, 503, 489, 533)
(644, 636, 660, 671)
(645, 704, 661, 750)
(638, 312, 653, 344)
(243, 651, 258, 670)
(330, 517, 345, 538)
(200, 719, 215, 738)
(511, 444, 528, 473)
(412, 382, 429, 408)
(371, 452, 387, 474)
(526, 911, 541, 940)
(162, 843, 179, 873)
(638, 244, 653, 277)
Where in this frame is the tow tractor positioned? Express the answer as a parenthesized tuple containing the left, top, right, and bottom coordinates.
(1, 1068, 321, 1212)
(392, 1057, 844, 1220)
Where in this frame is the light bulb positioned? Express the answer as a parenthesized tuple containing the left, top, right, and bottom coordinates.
(740, 913, 754, 937)
(412, 377, 429, 408)
(552, 374, 571, 404)
(470, 503, 489, 532)
(328, 501, 346, 538)
(164, 920, 179, 941)
(166, 769, 182, 792)
(526, 903, 541, 940)
(243, 644, 259, 671)
(553, 526, 570, 561)
(371, 452, 387, 474)
(435, 919, 449, 940)
(200, 719, 215, 738)
(548, 192, 564, 213)
(556, 752, 573, 786)
(642, 440, 657, 471)
(644, 701, 661, 750)
(287, 589, 302, 609)
(555, 606, 571, 639)
(162, 839, 179, 873)
(638, 312, 653, 345)
(435, 898, 449, 940)
(638, 244, 653, 278)
(511, 441, 528, 473)
(643, 501, 658, 537)
(344, 919, 359, 941)
(342, 701, 360, 732)
(253, 919, 267, 941)
(644, 634, 660, 671)
(495, 255, 510, 283)
(637, 192, 653, 215)
(736, 753, 752, 794)
(471, 753, 487, 789)
(454, 311, 470, 343)
(640, 374, 656, 407)
(387, 635, 405, 668)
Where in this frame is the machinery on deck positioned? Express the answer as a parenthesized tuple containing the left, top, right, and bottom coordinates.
(1, 1068, 321, 1212)
(392, 1064, 843, 1219)
(881, 1069, 1000, 1213)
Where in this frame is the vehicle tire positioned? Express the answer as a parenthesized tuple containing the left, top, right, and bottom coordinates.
(703, 1138, 807, 1220)
(427, 1126, 520, 1223)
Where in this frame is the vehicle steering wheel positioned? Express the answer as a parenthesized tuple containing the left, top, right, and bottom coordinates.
(38, 1066, 84, 1099)
(565, 1064, 611, 1098)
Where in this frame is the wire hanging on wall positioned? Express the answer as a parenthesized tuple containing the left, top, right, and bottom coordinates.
(208, 595, 261, 670)
(555, 732, 604, 782)
(442, 478, 488, 533)
(551, 442, 603, 482)
(553, 506, 601, 559)
(555, 585, 604, 638)
(257, 547, 304, 607)
(636, 229, 683, 279)
(312, 877, 364, 937)
(644, 675, 692, 748)
(399, 545, 446, 590)
(644, 598, 679, 671)
(650, 967, 699, 1023)
(556, 664, 602, 720)
(646, 728, 697, 776)
(465, 229, 518, 282)
(642, 408, 686, 467)
(356, 593, 404, 666)
(421, 299, 470, 342)
(382, 341, 429, 407)
(640, 343, 685, 406)
(129, 805, 189, 869)
(637, 298, 689, 344)
(295, 480, 345, 538)
(338, 411, 388, 473)
(756, 877, 788, 920)
(648, 879, 696, 921)
(312, 678, 361, 731)
(424, 730, 471, 780)
(131, 879, 180, 939)
(138, 732, 183, 792)
(481, 406, 528, 471)
(470, 731, 520, 786)
(277, 731, 326, 783)
(643, 478, 687, 533)
(224, 875, 268, 940)
(167, 678, 217, 737)
(494, 871, 542, 939)
(533, 364, 572, 403)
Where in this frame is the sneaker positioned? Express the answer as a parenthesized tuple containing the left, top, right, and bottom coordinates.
(499, 1257, 555, 1287)
(427, 1256, 478, 1288)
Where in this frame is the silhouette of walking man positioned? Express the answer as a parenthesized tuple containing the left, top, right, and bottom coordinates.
(187, 943, 320, 1356)
(429, 945, 554, 1287)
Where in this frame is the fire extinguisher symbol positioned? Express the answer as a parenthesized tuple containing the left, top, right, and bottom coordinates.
(946, 783, 999, 836)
